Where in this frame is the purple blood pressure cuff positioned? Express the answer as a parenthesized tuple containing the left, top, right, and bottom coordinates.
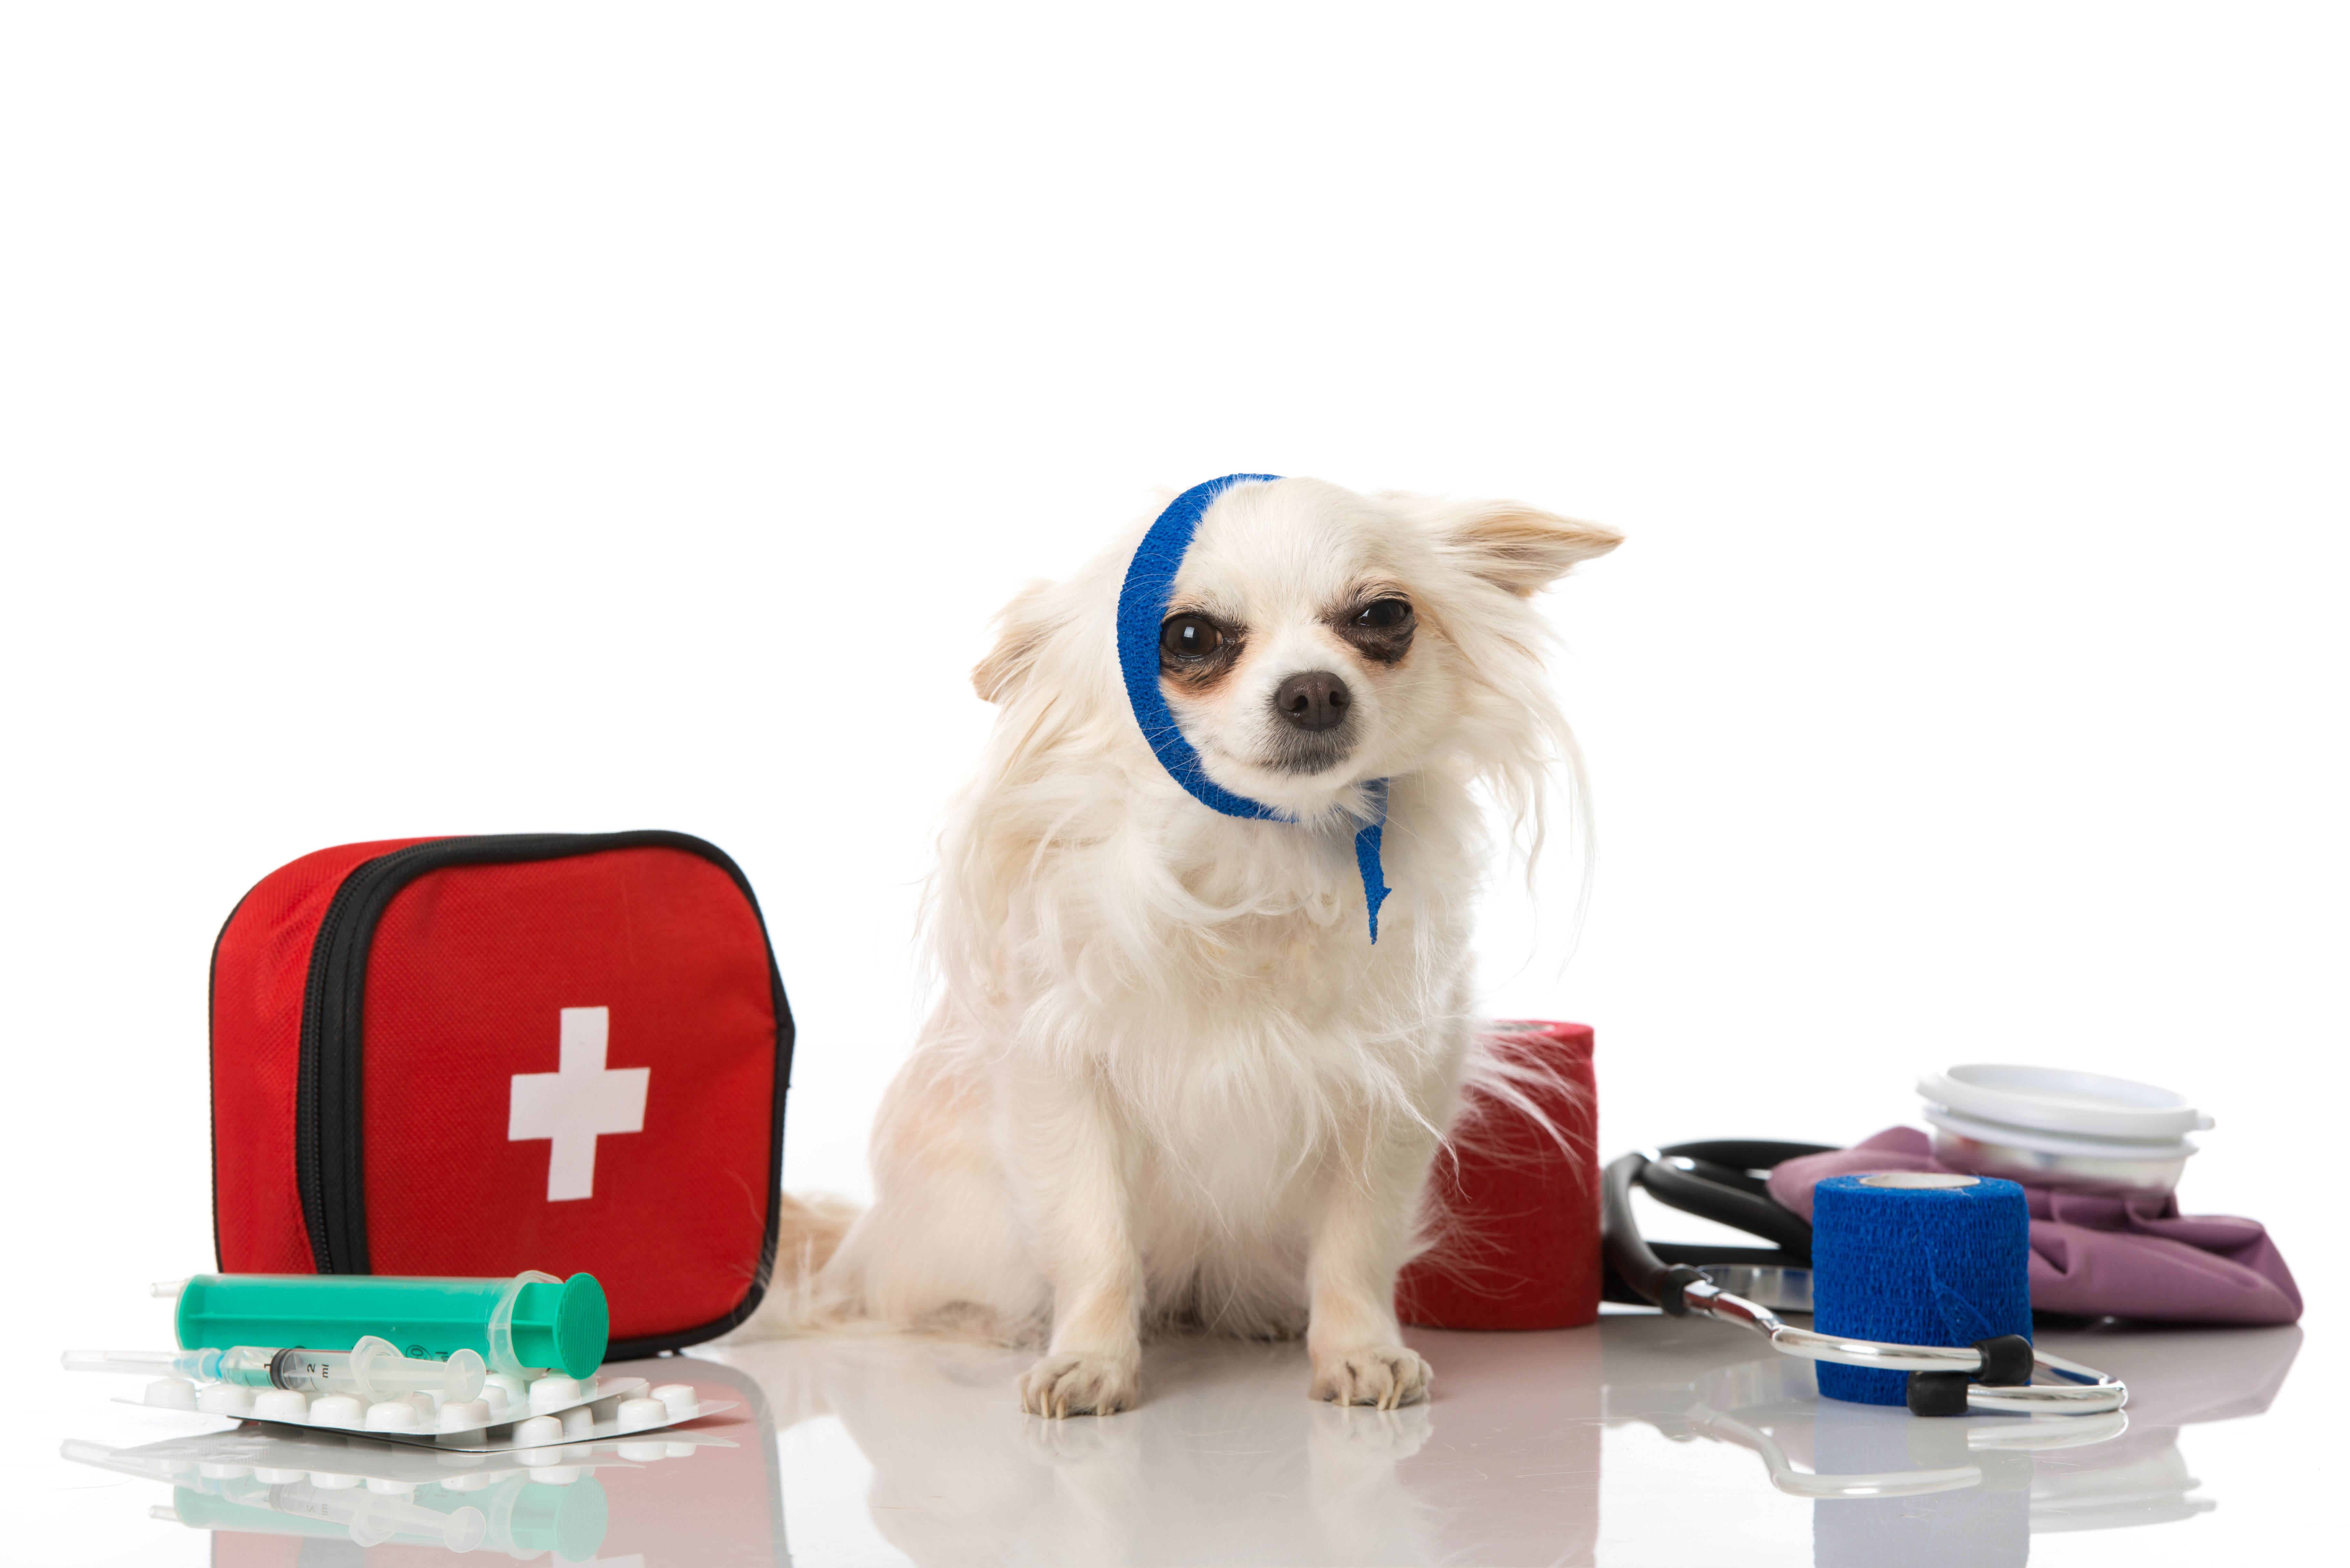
(1769, 1127, 2302, 1325)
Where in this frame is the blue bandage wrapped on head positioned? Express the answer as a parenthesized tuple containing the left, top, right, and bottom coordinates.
(1114, 474, 1394, 942)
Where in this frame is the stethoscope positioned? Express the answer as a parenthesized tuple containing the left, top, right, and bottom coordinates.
(1601, 1141, 2127, 1417)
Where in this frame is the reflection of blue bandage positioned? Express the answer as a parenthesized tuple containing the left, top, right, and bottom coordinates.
(1114, 475, 1394, 942)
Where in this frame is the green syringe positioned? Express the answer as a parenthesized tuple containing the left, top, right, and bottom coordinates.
(164, 1269, 608, 1378)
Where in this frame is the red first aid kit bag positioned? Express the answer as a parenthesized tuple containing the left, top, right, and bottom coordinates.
(209, 832, 791, 1358)
(1396, 1020, 1600, 1331)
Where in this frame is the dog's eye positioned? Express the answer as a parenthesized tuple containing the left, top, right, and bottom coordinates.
(1161, 614, 1223, 661)
(1354, 598, 1412, 629)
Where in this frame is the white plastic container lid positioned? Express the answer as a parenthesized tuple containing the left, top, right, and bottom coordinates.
(1921, 1104, 2199, 1161)
(1916, 1064, 2213, 1144)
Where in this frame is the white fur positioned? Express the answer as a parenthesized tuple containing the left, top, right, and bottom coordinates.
(741, 477, 1619, 1415)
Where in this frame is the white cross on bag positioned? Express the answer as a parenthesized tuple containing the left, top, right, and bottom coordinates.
(507, 1006, 650, 1202)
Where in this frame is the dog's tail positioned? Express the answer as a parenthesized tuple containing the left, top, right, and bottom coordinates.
(734, 1191, 865, 1338)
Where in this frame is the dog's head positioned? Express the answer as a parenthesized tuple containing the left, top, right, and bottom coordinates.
(973, 477, 1621, 824)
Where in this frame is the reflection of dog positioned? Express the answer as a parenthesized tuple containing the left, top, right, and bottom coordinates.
(731, 1335, 1440, 1565)
(746, 477, 1619, 1415)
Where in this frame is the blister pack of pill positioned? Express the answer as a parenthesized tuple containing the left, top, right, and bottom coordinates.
(380, 1380, 734, 1455)
(121, 1366, 725, 1451)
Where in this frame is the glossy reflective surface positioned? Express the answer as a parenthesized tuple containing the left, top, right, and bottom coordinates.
(23, 1313, 2322, 1564)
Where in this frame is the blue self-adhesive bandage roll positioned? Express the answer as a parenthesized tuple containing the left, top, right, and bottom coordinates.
(1811, 1172, 2032, 1407)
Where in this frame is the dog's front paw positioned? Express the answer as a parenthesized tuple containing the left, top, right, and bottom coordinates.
(1020, 1352, 1139, 1418)
(1309, 1344, 1431, 1410)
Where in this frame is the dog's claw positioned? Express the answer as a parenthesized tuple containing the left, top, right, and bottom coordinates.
(1020, 1352, 1138, 1418)
(1309, 1345, 1431, 1409)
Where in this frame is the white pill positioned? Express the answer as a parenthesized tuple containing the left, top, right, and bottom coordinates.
(529, 1464, 584, 1485)
(144, 1377, 198, 1410)
(485, 1372, 528, 1400)
(441, 1472, 498, 1493)
(406, 1392, 438, 1417)
(365, 1476, 417, 1495)
(437, 1399, 492, 1432)
(511, 1415, 564, 1447)
(309, 1395, 365, 1427)
(651, 1383, 700, 1420)
(365, 1401, 421, 1431)
(517, 1445, 563, 1467)
(197, 1384, 255, 1417)
(251, 1389, 309, 1423)
(560, 1405, 596, 1437)
(254, 1466, 308, 1485)
(528, 1375, 582, 1410)
(309, 1471, 363, 1490)
(478, 1384, 510, 1419)
(616, 1398, 668, 1428)
(617, 1440, 667, 1461)
(664, 1442, 695, 1459)
(198, 1462, 251, 1481)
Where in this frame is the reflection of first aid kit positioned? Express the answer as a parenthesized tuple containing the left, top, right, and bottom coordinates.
(209, 833, 793, 1358)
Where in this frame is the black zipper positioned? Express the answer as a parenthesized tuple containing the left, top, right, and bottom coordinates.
(294, 838, 457, 1274)
(207, 884, 259, 1272)
(292, 831, 794, 1304)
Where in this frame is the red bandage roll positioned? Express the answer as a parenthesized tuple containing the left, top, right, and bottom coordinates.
(1395, 1021, 1600, 1331)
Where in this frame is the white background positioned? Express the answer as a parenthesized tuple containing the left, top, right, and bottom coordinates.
(3, 3, 2344, 1556)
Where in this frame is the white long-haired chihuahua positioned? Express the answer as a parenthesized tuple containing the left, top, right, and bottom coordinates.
(747, 475, 1619, 1416)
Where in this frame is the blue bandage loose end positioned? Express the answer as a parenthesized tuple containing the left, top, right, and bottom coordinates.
(1115, 475, 1394, 942)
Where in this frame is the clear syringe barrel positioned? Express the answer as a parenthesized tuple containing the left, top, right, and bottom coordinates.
(63, 1336, 484, 1403)
(264, 1336, 486, 1403)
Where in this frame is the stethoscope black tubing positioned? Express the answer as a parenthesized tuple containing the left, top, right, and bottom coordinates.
(1600, 1141, 1834, 1309)
(1637, 1144, 1825, 1257)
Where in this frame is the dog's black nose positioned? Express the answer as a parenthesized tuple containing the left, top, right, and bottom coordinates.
(1274, 671, 1352, 732)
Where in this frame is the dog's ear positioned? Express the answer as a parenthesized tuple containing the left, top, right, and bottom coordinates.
(971, 580, 1058, 703)
(1436, 501, 1622, 596)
